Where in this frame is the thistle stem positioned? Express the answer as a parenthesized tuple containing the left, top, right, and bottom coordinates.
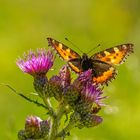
(49, 102, 66, 140)
(42, 96, 56, 118)
(57, 112, 80, 138)
(56, 120, 75, 138)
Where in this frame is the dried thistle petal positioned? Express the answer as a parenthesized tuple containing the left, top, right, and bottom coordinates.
(47, 66, 71, 100)
(59, 65, 71, 87)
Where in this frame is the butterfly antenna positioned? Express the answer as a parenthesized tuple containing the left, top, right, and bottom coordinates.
(65, 37, 84, 54)
(87, 44, 101, 55)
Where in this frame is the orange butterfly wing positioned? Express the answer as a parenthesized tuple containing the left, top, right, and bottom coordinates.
(91, 60, 117, 85)
(91, 43, 134, 65)
(47, 38, 82, 73)
(91, 43, 134, 85)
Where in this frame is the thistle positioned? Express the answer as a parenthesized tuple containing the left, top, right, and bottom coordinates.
(18, 116, 50, 140)
(16, 48, 54, 97)
(16, 48, 106, 140)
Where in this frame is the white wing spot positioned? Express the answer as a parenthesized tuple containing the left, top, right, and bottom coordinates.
(52, 39, 55, 43)
(109, 67, 114, 71)
(111, 59, 115, 63)
(104, 51, 110, 55)
(58, 43, 63, 49)
(114, 47, 119, 53)
(66, 48, 70, 53)
(122, 45, 127, 49)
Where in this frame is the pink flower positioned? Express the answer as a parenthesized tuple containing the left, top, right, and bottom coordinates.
(16, 48, 54, 76)
(81, 82, 105, 106)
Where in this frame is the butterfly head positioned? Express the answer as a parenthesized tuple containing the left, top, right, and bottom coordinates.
(82, 53, 89, 60)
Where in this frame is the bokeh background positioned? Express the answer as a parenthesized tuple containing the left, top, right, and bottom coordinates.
(0, 0, 140, 139)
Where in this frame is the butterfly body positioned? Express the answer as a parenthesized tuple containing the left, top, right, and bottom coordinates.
(80, 53, 93, 71)
(47, 37, 134, 85)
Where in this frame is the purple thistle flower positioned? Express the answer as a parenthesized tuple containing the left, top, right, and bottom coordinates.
(16, 48, 54, 76)
(76, 69, 92, 83)
(73, 69, 92, 91)
(81, 82, 105, 106)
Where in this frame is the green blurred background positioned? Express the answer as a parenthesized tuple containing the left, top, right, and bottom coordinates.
(0, 0, 140, 139)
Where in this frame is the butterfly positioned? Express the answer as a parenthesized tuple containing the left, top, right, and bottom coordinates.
(47, 37, 134, 85)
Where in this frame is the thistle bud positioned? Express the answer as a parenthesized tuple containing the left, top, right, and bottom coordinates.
(77, 113, 102, 129)
(63, 85, 79, 108)
(48, 76, 63, 100)
(18, 116, 50, 139)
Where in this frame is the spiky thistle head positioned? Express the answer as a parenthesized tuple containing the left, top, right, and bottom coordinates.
(16, 48, 54, 95)
(16, 48, 54, 77)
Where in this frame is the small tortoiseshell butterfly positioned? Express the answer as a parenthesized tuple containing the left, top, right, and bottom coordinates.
(47, 38, 134, 85)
